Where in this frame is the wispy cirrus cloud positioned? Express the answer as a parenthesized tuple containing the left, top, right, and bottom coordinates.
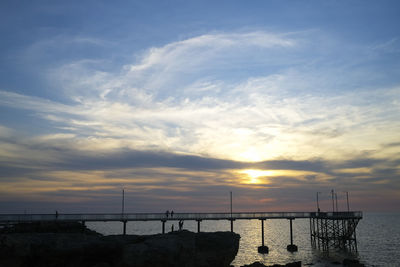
(1, 83, 399, 161)
(46, 31, 299, 101)
(128, 32, 295, 71)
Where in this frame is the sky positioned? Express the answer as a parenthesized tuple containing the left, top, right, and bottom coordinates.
(0, 0, 399, 213)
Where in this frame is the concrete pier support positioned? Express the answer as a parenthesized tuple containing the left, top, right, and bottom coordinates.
(196, 220, 201, 233)
(287, 218, 298, 252)
(229, 219, 235, 232)
(258, 219, 268, 254)
(353, 224, 358, 252)
(122, 220, 127, 235)
(162, 220, 166, 234)
(309, 218, 313, 246)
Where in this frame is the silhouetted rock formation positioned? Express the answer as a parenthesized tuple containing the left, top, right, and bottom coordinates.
(343, 258, 365, 267)
(0, 223, 240, 267)
(0, 221, 99, 235)
(241, 261, 301, 267)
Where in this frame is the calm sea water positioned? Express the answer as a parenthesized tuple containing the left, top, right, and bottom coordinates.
(86, 212, 400, 267)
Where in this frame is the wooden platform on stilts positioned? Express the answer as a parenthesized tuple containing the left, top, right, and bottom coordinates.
(310, 212, 361, 252)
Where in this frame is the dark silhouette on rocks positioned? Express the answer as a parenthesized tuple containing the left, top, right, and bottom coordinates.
(0, 222, 240, 267)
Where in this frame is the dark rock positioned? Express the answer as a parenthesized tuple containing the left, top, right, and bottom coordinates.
(195, 231, 240, 267)
(257, 245, 269, 254)
(241, 262, 266, 267)
(121, 230, 240, 267)
(241, 261, 301, 267)
(0, 227, 239, 267)
(0, 221, 100, 236)
(343, 258, 365, 267)
(286, 244, 298, 252)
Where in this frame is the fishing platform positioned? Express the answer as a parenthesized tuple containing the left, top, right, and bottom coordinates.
(0, 211, 362, 253)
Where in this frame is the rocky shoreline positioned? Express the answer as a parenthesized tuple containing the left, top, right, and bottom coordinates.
(240, 259, 364, 267)
(0, 222, 239, 267)
(240, 262, 301, 267)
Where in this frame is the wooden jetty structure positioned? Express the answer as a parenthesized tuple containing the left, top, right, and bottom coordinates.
(0, 211, 362, 253)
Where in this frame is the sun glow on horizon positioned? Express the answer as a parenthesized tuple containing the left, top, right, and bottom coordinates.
(240, 169, 276, 184)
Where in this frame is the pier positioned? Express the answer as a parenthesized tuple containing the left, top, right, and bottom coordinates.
(0, 211, 362, 253)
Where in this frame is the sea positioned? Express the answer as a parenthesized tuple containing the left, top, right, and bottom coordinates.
(86, 212, 400, 267)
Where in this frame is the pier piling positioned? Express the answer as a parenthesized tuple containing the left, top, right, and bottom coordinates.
(258, 219, 269, 254)
(261, 219, 264, 246)
(122, 220, 127, 235)
(287, 218, 298, 252)
(162, 220, 166, 234)
(197, 220, 201, 233)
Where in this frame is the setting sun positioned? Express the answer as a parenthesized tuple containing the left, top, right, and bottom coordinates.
(240, 169, 275, 184)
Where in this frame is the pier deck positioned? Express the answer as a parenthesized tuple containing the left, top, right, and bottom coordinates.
(0, 211, 362, 223)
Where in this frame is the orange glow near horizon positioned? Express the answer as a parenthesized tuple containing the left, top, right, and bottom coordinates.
(239, 169, 276, 184)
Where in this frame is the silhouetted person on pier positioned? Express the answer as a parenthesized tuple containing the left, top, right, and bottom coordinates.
(171, 210, 174, 218)
(171, 224, 174, 232)
(55, 210, 58, 219)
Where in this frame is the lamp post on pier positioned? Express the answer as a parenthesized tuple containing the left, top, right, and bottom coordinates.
(316, 192, 321, 212)
(230, 191, 234, 232)
(121, 189, 127, 235)
(335, 192, 338, 212)
(122, 189, 125, 215)
(230, 191, 232, 218)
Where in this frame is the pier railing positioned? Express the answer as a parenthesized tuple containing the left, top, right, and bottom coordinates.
(0, 211, 362, 223)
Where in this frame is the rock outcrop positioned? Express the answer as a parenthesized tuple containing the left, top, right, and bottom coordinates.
(241, 261, 301, 267)
(343, 258, 365, 267)
(0, 223, 240, 267)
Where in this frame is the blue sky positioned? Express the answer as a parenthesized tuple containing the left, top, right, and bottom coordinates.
(0, 1, 399, 213)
